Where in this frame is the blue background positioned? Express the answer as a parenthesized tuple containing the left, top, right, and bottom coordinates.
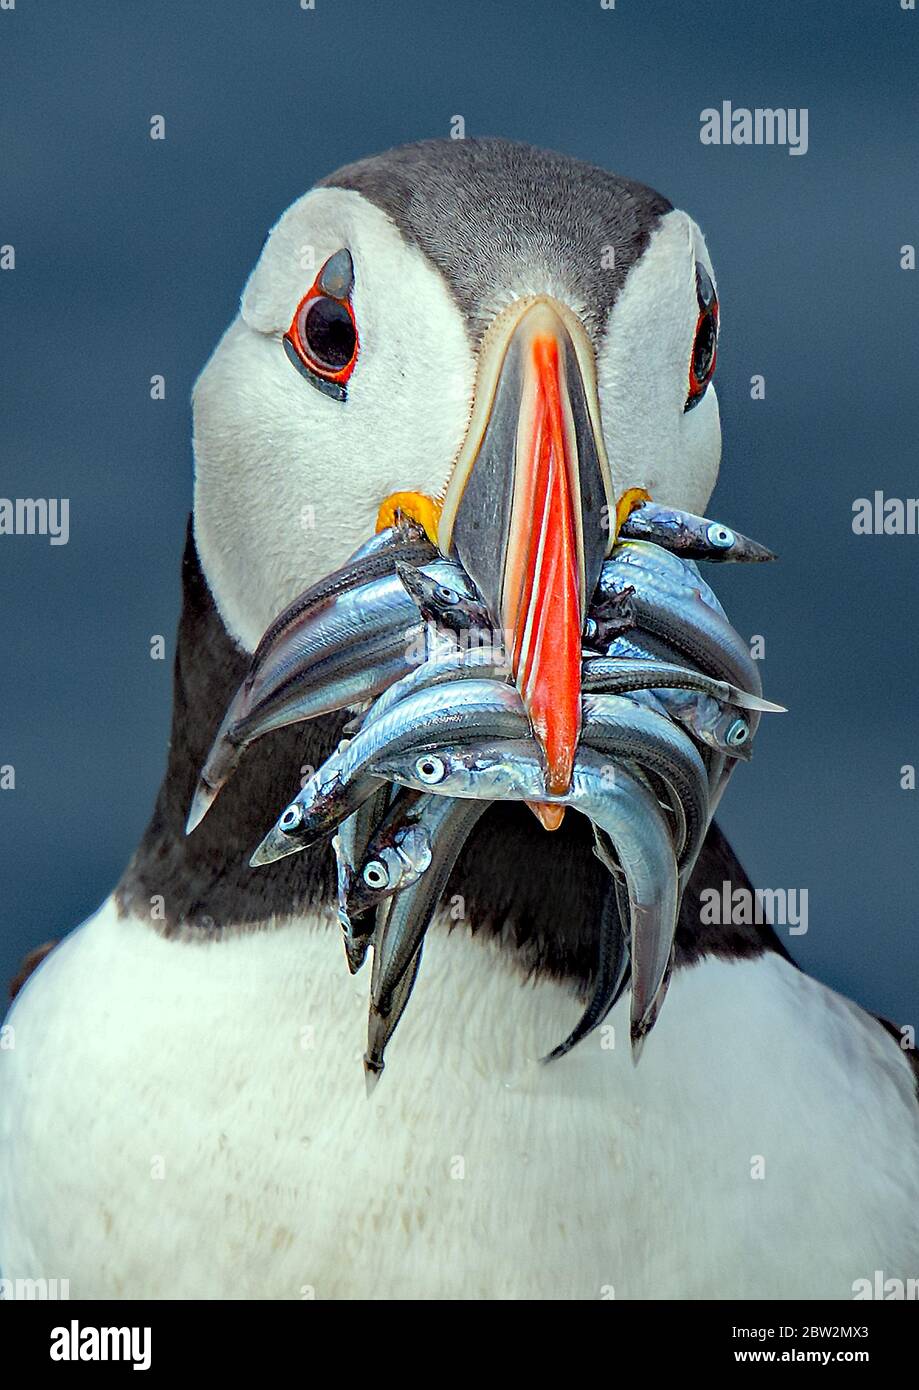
(1, 0, 917, 1025)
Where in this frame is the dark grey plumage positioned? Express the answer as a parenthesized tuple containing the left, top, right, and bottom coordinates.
(322, 137, 672, 342)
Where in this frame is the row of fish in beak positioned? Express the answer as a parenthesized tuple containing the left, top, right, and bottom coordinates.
(186, 502, 783, 1083)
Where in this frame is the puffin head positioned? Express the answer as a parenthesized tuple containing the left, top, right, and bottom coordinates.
(193, 138, 721, 804)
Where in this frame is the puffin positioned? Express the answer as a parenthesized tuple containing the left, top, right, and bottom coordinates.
(2, 139, 917, 1300)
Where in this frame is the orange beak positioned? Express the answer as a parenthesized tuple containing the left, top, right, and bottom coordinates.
(439, 299, 614, 827)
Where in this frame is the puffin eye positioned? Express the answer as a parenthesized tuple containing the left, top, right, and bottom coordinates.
(706, 522, 734, 549)
(284, 249, 358, 402)
(684, 262, 718, 414)
(362, 860, 389, 889)
(415, 754, 446, 784)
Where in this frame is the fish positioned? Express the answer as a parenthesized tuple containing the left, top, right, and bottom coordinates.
(599, 634, 769, 759)
(543, 826, 637, 1059)
(618, 501, 776, 562)
(600, 539, 728, 618)
(345, 643, 511, 734)
(364, 916, 424, 1091)
(367, 738, 679, 1054)
(582, 653, 782, 760)
(540, 875, 632, 1062)
(581, 655, 779, 714)
(581, 694, 710, 873)
(668, 695, 752, 758)
(344, 789, 438, 919)
(361, 650, 777, 764)
(395, 562, 493, 637)
(596, 562, 763, 696)
(255, 519, 435, 658)
(252, 676, 707, 874)
(369, 796, 488, 1026)
(333, 782, 395, 973)
(186, 557, 473, 833)
(249, 679, 529, 866)
(339, 680, 707, 872)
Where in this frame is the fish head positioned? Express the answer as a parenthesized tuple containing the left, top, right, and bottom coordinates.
(718, 708, 755, 759)
(372, 739, 543, 801)
(688, 699, 755, 760)
(347, 825, 434, 914)
(250, 761, 350, 865)
(396, 562, 491, 636)
(700, 520, 776, 563)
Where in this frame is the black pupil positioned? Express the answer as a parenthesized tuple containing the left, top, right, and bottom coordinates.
(301, 296, 355, 372)
(693, 311, 716, 383)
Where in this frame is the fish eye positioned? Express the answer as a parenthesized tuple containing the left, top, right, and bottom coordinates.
(435, 585, 459, 604)
(284, 249, 358, 402)
(726, 718, 749, 747)
(706, 522, 734, 549)
(278, 803, 304, 834)
(362, 860, 389, 890)
(414, 754, 446, 784)
(684, 262, 718, 414)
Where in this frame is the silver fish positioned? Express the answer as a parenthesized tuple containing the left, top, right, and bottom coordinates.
(581, 655, 779, 713)
(542, 877, 631, 1063)
(255, 520, 434, 658)
(344, 519, 429, 564)
(395, 562, 492, 637)
(600, 539, 728, 618)
(368, 738, 678, 1054)
(583, 694, 710, 873)
(186, 557, 472, 833)
(346, 643, 511, 734)
(596, 561, 763, 697)
(370, 797, 488, 1033)
(618, 502, 776, 562)
(249, 679, 528, 866)
(333, 782, 395, 973)
(331, 678, 706, 872)
(364, 908, 425, 1091)
(600, 636, 769, 759)
(345, 789, 439, 919)
(347, 678, 709, 870)
(542, 826, 635, 1059)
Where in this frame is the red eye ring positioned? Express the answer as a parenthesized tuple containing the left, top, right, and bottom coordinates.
(285, 249, 359, 400)
(685, 262, 718, 413)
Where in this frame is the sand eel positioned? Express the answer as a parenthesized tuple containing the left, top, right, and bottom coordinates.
(1, 139, 917, 1300)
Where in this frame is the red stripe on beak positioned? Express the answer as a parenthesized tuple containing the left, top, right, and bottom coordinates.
(503, 335, 583, 812)
(440, 297, 615, 830)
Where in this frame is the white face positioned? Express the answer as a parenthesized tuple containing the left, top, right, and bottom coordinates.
(596, 210, 721, 511)
(193, 188, 721, 652)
